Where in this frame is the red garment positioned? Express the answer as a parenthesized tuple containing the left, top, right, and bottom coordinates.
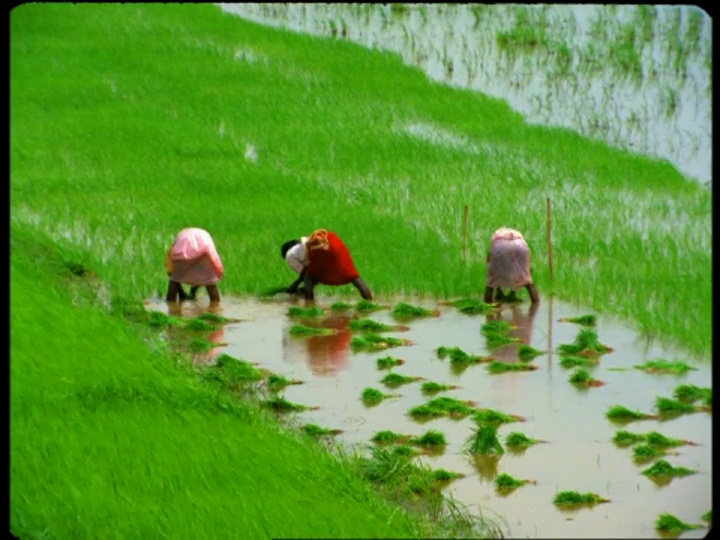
(306, 231, 360, 285)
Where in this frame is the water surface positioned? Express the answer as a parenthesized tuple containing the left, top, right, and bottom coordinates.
(147, 294, 712, 539)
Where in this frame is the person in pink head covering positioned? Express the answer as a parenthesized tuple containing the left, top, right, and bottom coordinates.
(484, 227, 539, 304)
(164, 227, 224, 303)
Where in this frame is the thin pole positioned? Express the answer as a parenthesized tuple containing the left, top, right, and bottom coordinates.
(462, 204, 469, 259)
(546, 197, 553, 284)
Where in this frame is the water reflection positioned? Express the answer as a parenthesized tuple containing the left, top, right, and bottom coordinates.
(486, 301, 539, 363)
(219, 3, 711, 185)
(283, 314, 353, 375)
(471, 454, 502, 483)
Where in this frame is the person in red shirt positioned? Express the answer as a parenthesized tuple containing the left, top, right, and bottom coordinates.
(280, 229, 373, 300)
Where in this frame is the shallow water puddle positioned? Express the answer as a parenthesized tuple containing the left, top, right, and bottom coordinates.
(146, 295, 711, 539)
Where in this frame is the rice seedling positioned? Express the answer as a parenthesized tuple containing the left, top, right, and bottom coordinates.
(655, 513, 701, 533)
(701, 510, 711, 524)
(431, 469, 464, 482)
(289, 324, 336, 337)
(632, 444, 674, 463)
(420, 381, 459, 395)
(505, 431, 543, 448)
(517, 344, 543, 361)
(465, 422, 504, 455)
(559, 355, 599, 368)
(634, 359, 697, 374)
(673, 384, 712, 403)
(559, 314, 597, 326)
(263, 396, 313, 413)
(147, 310, 183, 328)
(351, 334, 411, 352)
(436, 346, 489, 365)
(372, 430, 409, 445)
(446, 298, 495, 315)
(641, 459, 696, 478)
(481, 320, 514, 333)
(487, 361, 538, 374)
(330, 301, 353, 311)
(568, 368, 604, 386)
(483, 332, 522, 348)
(183, 317, 217, 332)
(391, 302, 440, 320)
(376, 356, 405, 370)
(553, 491, 610, 506)
(349, 318, 401, 333)
(557, 329, 612, 356)
(362, 387, 395, 406)
(410, 430, 447, 448)
(381, 372, 423, 388)
(494, 473, 533, 492)
(355, 299, 384, 313)
(301, 423, 342, 437)
(265, 373, 303, 392)
(197, 312, 240, 324)
(287, 306, 326, 318)
(654, 396, 700, 417)
(606, 405, 656, 423)
(187, 336, 220, 352)
(612, 430, 645, 447)
(644, 431, 690, 448)
(409, 397, 477, 420)
(474, 409, 525, 425)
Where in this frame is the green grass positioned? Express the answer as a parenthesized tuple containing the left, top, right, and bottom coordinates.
(391, 302, 439, 319)
(474, 409, 524, 425)
(487, 360, 538, 374)
(448, 298, 495, 315)
(10, 246, 434, 539)
(505, 432, 542, 448)
(266, 374, 303, 392)
(376, 356, 405, 370)
(361, 387, 394, 406)
(408, 397, 476, 420)
(302, 423, 342, 437)
(559, 355, 599, 369)
(641, 459, 696, 478)
(349, 318, 397, 333)
(410, 430, 448, 448)
(632, 444, 669, 463)
(420, 381, 459, 395)
(612, 430, 645, 447)
(287, 306, 326, 318)
(673, 384, 711, 403)
(655, 513, 701, 533)
(606, 405, 656, 423)
(289, 324, 336, 337)
(436, 346, 489, 365)
(634, 359, 698, 374)
(654, 396, 700, 417)
(372, 430, 407, 444)
(381, 372, 422, 388)
(557, 329, 612, 356)
(553, 491, 610, 506)
(10, 2, 711, 537)
(351, 334, 410, 352)
(494, 473, 531, 492)
(466, 423, 504, 455)
(559, 314, 597, 326)
(517, 344, 544, 361)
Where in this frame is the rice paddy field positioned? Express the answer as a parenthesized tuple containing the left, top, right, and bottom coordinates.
(10, 3, 711, 539)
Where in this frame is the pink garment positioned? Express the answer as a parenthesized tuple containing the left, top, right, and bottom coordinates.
(486, 228, 533, 290)
(170, 228, 224, 285)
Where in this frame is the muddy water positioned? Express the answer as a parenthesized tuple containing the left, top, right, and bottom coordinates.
(147, 295, 711, 539)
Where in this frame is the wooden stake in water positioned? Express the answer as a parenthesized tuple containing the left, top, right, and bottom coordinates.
(547, 197, 553, 283)
(463, 204, 469, 259)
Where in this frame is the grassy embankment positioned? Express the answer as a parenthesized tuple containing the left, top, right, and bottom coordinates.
(10, 2, 710, 537)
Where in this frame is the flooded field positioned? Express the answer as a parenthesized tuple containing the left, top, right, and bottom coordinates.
(219, 3, 712, 187)
(146, 294, 712, 539)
